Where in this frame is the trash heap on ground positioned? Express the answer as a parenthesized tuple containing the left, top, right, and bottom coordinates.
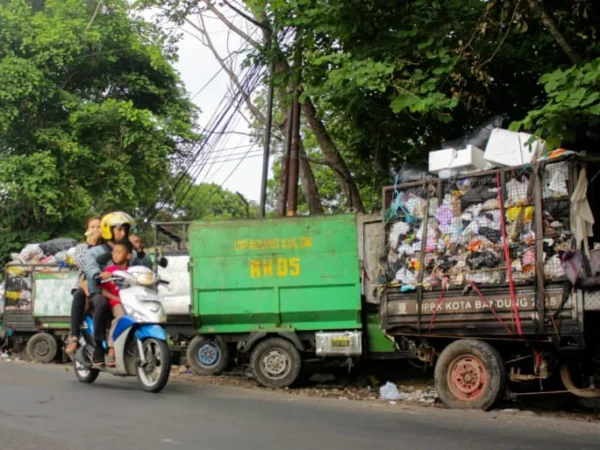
(3, 238, 78, 313)
(384, 121, 577, 291)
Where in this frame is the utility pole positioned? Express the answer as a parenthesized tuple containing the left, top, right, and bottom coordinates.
(259, 58, 275, 218)
(286, 91, 300, 216)
(277, 105, 293, 217)
(285, 38, 302, 216)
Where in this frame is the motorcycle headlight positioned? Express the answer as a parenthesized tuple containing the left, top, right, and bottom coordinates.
(125, 307, 152, 323)
(136, 272, 155, 286)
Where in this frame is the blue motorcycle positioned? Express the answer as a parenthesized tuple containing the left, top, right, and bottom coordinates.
(73, 266, 171, 393)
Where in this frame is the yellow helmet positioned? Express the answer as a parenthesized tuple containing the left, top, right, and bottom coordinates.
(100, 211, 135, 241)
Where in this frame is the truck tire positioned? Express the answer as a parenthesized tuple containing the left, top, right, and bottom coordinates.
(26, 333, 58, 364)
(250, 337, 302, 389)
(435, 339, 506, 410)
(186, 335, 230, 376)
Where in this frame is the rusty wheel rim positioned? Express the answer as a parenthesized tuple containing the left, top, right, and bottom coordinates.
(447, 355, 488, 402)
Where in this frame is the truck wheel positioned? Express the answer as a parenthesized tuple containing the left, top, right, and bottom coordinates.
(26, 333, 58, 364)
(186, 336, 230, 376)
(435, 339, 506, 410)
(250, 337, 301, 389)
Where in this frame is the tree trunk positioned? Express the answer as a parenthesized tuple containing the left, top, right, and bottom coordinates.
(265, 35, 363, 212)
(299, 140, 324, 214)
(525, 0, 582, 64)
(214, 1, 363, 212)
(273, 64, 323, 215)
(302, 99, 365, 212)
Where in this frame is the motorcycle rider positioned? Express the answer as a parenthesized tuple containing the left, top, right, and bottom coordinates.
(84, 212, 152, 367)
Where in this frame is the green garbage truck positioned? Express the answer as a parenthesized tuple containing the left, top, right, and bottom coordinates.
(182, 214, 396, 388)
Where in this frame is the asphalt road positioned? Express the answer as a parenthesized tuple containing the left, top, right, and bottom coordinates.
(0, 361, 599, 450)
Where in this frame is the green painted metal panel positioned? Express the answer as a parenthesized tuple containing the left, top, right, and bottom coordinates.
(366, 313, 395, 353)
(189, 214, 361, 333)
(38, 321, 70, 330)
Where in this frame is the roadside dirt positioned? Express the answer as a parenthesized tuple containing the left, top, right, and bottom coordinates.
(167, 360, 600, 423)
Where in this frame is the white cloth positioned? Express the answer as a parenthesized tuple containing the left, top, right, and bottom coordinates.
(570, 168, 594, 255)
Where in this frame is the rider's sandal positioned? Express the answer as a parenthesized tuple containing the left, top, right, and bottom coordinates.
(91, 361, 105, 369)
(65, 337, 79, 359)
(106, 350, 116, 368)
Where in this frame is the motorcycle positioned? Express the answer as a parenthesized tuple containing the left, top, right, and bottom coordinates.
(72, 266, 171, 393)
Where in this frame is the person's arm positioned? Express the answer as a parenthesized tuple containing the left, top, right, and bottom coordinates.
(101, 289, 120, 303)
(79, 276, 90, 297)
(84, 246, 110, 294)
(130, 236, 153, 269)
(131, 250, 153, 269)
(73, 243, 88, 272)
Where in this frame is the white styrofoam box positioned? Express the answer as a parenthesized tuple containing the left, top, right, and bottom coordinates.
(484, 128, 546, 167)
(429, 145, 490, 178)
(157, 255, 191, 316)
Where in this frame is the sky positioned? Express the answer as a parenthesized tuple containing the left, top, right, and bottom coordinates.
(151, 9, 268, 203)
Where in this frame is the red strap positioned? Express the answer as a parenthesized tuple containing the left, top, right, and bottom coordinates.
(469, 281, 514, 335)
(428, 283, 447, 333)
(496, 172, 524, 337)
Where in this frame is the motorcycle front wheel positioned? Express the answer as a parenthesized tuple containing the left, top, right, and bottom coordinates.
(136, 338, 171, 393)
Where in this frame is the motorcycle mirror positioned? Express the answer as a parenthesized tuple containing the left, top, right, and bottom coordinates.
(158, 256, 169, 268)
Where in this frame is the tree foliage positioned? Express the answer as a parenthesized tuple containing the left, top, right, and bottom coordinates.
(143, 0, 600, 213)
(252, 0, 599, 192)
(177, 182, 258, 221)
(0, 0, 198, 255)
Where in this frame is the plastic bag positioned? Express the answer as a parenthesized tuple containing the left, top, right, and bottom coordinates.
(405, 194, 427, 219)
(436, 204, 454, 227)
(506, 206, 534, 222)
(480, 210, 502, 229)
(466, 271, 498, 284)
(391, 164, 429, 184)
(506, 178, 528, 206)
(467, 251, 501, 270)
(395, 268, 416, 285)
(482, 198, 500, 210)
(428, 198, 439, 217)
(441, 115, 506, 150)
(417, 220, 438, 241)
(54, 251, 68, 262)
(379, 381, 407, 401)
(19, 244, 43, 262)
(397, 243, 415, 256)
(40, 238, 78, 256)
(543, 162, 569, 199)
(544, 255, 565, 279)
(479, 227, 502, 243)
(41, 255, 56, 265)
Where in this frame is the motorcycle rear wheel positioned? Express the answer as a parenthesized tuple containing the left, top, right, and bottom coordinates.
(73, 354, 100, 384)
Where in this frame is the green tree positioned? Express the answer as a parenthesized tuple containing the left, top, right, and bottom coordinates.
(177, 183, 258, 220)
(0, 0, 198, 256)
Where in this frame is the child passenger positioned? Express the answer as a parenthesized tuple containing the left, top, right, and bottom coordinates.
(100, 239, 133, 367)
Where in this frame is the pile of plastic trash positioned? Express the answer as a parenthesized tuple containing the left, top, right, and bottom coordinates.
(10, 237, 79, 267)
(385, 155, 572, 290)
(4, 238, 78, 313)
